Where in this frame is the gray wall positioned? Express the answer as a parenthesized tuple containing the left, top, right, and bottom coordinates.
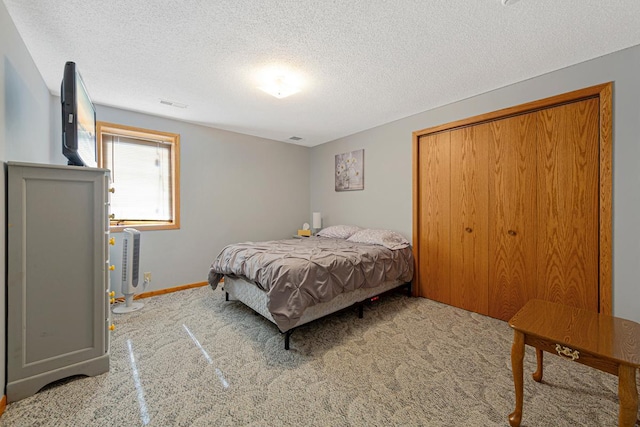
(311, 45, 640, 322)
(56, 104, 312, 291)
(1, 0, 53, 400)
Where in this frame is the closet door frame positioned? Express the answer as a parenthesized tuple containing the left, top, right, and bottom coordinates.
(412, 82, 613, 315)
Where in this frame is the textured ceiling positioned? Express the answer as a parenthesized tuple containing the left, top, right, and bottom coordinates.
(4, 1, 640, 147)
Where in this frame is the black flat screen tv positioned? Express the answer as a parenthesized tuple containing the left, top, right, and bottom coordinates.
(61, 61, 97, 167)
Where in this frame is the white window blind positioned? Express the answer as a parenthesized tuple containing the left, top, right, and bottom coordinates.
(103, 134, 173, 221)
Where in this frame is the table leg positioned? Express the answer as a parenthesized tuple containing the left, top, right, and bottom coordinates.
(617, 364, 638, 427)
(509, 330, 525, 427)
(532, 348, 543, 382)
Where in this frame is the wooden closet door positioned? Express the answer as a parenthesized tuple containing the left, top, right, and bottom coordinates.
(450, 125, 489, 314)
(536, 98, 600, 311)
(488, 113, 538, 321)
(417, 132, 451, 303)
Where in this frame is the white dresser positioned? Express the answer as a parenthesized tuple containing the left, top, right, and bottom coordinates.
(6, 162, 113, 402)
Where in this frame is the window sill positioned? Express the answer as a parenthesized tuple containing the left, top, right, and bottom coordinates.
(109, 221, 179, 232)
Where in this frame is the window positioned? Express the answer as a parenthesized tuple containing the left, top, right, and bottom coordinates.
(97, 122, 180, 232)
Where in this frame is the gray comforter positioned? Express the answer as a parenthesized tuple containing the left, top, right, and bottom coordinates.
(208, 237, 414, 331)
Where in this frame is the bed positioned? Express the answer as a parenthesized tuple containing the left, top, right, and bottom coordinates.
(207, 226, 414, 349)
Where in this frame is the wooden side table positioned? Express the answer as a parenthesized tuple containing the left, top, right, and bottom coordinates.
(508, 299, 640, 427)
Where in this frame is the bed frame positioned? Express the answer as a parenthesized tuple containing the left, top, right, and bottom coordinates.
(223, 276, 412, 349)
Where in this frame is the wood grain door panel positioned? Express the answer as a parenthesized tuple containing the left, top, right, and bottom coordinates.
(536, 98, 600, 312)
(488, 113, 538, 321)
(450, 125, 489, 314)
(418, 133, 451, 303)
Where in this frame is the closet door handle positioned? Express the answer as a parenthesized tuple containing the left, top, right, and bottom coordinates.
(465, 227, 473, 233)
(507, 230, 517, 236)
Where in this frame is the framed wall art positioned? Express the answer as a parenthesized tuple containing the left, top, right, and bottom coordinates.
(335, 149, 364, 191)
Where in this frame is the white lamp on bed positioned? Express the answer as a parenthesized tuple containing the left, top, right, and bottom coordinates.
(312, 212, 322, 235)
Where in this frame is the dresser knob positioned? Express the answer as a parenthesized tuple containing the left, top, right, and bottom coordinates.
(465, 227, 473, 233)
(109, 188, 115, 193)
(508, 230, 517, 236)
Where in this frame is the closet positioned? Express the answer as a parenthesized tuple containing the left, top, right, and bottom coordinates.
(412, 83, 612, 321)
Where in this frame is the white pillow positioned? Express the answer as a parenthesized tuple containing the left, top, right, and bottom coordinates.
(347, 229, 410, 250)
(316, 225, 361, 239)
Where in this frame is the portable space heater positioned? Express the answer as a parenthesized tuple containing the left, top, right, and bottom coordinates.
(113, 228, 144, 314)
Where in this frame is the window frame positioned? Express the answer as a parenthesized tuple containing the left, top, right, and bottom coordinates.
(97, 121, 180, 232)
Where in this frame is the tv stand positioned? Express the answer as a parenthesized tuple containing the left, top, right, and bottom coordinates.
(6, 162, 113, 402)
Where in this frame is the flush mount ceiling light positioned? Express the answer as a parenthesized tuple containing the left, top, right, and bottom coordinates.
(259, 76, 299, 99)
(256, 66, 304, 99)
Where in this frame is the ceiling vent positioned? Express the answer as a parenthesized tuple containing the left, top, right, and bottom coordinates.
(159, 99, 188, 108)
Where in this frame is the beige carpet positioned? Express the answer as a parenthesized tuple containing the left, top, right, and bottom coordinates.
(1, 286, 637, 426)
